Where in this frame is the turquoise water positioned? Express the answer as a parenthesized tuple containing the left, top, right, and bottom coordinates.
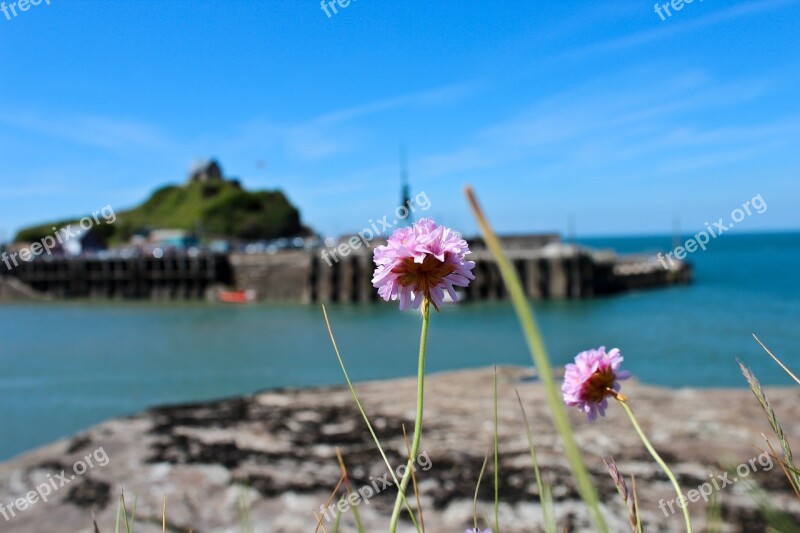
(1, 232, 798, 460)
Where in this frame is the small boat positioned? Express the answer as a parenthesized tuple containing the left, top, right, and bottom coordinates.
(217, 289, 257, 304)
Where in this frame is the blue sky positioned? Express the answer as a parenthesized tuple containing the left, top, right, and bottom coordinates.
(1, 0, 798, 240)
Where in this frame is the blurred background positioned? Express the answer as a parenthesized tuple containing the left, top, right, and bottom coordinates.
(1, 0, 798, 461)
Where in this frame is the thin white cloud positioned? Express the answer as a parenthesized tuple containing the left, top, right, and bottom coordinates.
(314, 82, 478, 125)
(566, 0, 798, 58)
(411, 69, 798, 180)
(0, 111, 176, 152)
(220, 82, 479, 161)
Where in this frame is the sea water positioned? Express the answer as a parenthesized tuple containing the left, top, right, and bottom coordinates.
(1, 232, 798, 459)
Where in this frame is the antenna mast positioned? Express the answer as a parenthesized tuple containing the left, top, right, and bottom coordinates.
(399, 144, 411, 222)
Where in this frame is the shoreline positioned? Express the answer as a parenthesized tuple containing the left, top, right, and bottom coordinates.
(1, 366, 798, 531)
(0, 362, 797, 462)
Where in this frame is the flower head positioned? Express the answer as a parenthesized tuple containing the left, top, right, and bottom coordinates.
(562, 347, 631, 421)
(372, 218, 475, 310)
(465, 529, 492, 533)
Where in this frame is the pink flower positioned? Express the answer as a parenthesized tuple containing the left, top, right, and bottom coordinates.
(562, 347, 631, 421)
(372, 218, 475, 310)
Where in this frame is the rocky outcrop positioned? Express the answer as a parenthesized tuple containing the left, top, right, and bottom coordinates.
(1, 367, 798, 532)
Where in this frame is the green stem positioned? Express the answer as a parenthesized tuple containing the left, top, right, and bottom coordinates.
(493, 367, 500, 533)
(323, 306, 421, 531)
(389, 298, 430, 532)
(618, 399, 691, 533)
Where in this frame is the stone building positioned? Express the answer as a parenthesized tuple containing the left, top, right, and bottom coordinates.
(188, 159, 224, 183)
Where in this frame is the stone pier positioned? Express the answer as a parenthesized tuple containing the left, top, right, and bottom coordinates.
(0, 240, 691, 303)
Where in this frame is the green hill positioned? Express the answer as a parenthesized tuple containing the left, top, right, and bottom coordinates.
(15, 174, 305, 245)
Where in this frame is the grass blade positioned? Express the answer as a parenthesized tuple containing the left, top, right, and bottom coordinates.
(753, 335, 800, 385)
(763, 438, 800, 500)
(465, 186, 607, 532)
(330, 507, 343, 533)
(115, 492, 123, 533)
(493, 367, 500, 533)
(402, 424, 426, 532)
(120, 491, 131, 533)
(315, 474, 344, 533)
(705, 490, 722, 533)
(630, 475, 642, 533)
(603, 457, 639, 533)
(739, 361, 800, 489)
(322, 305, 421, 532)
(473, 451, 490, 532)
(740, 475, 800, 531)
(129, 494, 138, 533)
(541, 482, 556, 533)
(237, 482, 253, 533)
(514, 388, 555, 533)
(336, 448, 365, 533)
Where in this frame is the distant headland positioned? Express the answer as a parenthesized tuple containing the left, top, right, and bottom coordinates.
(0, 161, 691, 303)
(13, 159, 308, 249)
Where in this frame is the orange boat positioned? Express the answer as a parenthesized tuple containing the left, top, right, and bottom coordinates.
(217, 289, 256, 304)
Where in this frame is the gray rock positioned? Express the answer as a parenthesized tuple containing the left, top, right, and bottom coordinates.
(1, 367, 798, 532)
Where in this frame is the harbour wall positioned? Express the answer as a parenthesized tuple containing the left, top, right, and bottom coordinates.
(0, 243, 690, 303)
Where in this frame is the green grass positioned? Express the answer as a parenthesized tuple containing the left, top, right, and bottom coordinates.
(516, 388, 556, 533)
(472, 451, 490, 532)
(493, 367, 500, 533)
(465, 186, 608, 532)
(322, 306, 422, 532)
(88, 206, 800, 533)
(739, 360, 800, 491)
